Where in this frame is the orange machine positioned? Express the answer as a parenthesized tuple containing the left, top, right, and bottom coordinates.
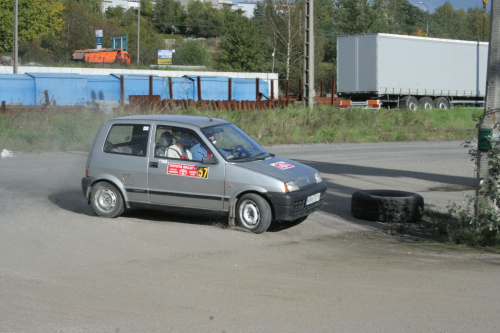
(72, 48, 131, 65)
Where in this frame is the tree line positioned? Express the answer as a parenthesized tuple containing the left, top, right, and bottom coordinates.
(0, 0, 490, 84)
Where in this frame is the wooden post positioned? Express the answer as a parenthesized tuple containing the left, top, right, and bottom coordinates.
(44, 90, 50, 106)
(331, 78, 335, 106)
(197, 76, 202, 101)
(228, 78, 232, 101)
(286, 80, 289, 107)
(168, 77, 173, 100)
(120, 75, 124, 106)
(149, 75, 153, 96)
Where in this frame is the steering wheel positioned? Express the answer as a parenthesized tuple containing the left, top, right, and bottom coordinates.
(232, 144, 249, 158)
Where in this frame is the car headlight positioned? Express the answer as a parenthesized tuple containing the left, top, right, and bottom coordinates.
(315, 172, 322, 183)
(285, 181, 299, 193)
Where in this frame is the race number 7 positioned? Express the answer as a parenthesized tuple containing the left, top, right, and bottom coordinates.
(198, 167, 208, 178)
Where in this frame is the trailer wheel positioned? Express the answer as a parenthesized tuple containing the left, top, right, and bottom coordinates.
(433, 97, 450, 109)
(351, 190, 424, 223)
(418, 97, 434, 110)
(400, 96, 418, 111)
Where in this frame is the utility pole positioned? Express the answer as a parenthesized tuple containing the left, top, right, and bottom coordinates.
(484, 0, 489, 41)
(477, 0, 500, 211)
(304, 0, 314, 108)
(137, 1, 140, 65)
(13, 0, 18, 74)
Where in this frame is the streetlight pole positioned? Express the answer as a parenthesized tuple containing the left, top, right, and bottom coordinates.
(419, 1, 429, 37)
(13, 0, 18, 74)
(137, 1, 140, 65)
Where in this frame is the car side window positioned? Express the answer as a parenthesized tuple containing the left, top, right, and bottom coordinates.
(104, 124, 149, 157)
(154, 126, 209, 161)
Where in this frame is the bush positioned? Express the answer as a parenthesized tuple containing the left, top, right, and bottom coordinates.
(173, 40, 211, 66)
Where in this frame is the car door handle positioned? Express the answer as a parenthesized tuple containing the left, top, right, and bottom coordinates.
(149, 162, 158, 168)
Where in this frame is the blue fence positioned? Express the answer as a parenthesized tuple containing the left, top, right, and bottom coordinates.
(0, 73, 269, 106)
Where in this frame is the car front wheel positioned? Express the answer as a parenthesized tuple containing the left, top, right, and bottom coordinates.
(236, 193, 272, 234)
(90, 182, 124, 218)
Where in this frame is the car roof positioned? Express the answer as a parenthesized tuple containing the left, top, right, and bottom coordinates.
(113, 115, 230, 128)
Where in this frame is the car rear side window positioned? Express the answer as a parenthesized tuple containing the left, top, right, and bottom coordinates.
(103, 124, 149, 157)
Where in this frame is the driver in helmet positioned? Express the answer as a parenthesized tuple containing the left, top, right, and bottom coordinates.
(168, 131, 193, 160)
(190, 129, 229, 161)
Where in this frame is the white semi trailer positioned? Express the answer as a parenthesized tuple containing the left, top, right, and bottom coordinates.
(336, 33, 488, 110)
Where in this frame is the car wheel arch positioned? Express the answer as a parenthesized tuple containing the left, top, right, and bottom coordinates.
(86, 177, 129, 208)
(228, 190, 275, 226)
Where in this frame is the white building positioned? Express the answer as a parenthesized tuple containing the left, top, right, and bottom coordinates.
(102, 0, 232, 12)
(236, 1, 258, 18)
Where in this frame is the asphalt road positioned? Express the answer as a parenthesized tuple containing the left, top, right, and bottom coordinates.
(0, 141, 498, 332)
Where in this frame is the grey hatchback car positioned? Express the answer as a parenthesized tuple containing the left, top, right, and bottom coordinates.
(82, 115, 327, 233)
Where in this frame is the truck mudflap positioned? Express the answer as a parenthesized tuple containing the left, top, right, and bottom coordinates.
(340, 99, 382, 110)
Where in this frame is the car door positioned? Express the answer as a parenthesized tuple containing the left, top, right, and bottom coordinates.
(147, 123, 226, 212)
(99, 121, 151, 204)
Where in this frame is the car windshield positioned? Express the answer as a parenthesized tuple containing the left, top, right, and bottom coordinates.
(201, 123, 272, 161)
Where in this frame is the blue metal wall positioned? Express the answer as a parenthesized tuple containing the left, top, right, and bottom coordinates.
(0, 73, 269, 106)
(0, 74, 36, 105)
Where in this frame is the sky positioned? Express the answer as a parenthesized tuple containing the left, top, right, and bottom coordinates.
(410, 0, 491, 13)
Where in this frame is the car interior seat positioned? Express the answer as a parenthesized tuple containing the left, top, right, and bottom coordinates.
(156, 131, 174, 157)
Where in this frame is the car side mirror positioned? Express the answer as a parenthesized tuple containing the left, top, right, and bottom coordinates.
(202, 156, 218, 165)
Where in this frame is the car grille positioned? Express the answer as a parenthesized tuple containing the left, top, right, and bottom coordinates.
(292, 194, 324, 215)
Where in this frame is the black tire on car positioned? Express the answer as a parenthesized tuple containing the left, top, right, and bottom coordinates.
(236, 193, 272, 233)
(433, 97, 450, 109)
(418, 96, 434, 110)
(90, 182, 125, 218)
(400, 96, 419, 111)
(351, 190, 424, 222)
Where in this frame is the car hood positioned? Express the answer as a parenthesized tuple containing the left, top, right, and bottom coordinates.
(234, 155, 319, 187)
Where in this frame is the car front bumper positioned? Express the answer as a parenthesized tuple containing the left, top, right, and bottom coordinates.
(265, 182, 327, 221)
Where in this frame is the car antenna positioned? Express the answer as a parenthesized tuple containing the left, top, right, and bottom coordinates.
(208, 116, 213, 121)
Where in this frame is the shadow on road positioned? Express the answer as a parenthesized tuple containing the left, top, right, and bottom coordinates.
(47, 159, 475, 233)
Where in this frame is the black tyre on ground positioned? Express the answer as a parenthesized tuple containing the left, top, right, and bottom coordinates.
(236, 193, 272, 233)
(433, 97, 450, 109)
(400, 96, 419, 111)
(351, 190, 424, 222)
(418, 96, 434, 110)
(90, 182, 125, 218)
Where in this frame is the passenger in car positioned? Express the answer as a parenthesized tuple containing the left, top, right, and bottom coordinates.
(167, 131, 193, 160)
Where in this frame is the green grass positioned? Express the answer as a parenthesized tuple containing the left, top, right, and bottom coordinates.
(0, 106, 480, 152)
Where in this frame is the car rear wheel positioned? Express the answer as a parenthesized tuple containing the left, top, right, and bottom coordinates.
(236, 193, 272, 234)
(90, 182, 124, 218)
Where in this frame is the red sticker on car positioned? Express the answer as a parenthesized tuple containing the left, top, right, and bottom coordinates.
(167, 163, 208, 178)
(270, 161, 295, 170)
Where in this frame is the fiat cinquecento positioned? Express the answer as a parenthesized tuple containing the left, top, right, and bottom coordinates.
(82, 115, 326, 233)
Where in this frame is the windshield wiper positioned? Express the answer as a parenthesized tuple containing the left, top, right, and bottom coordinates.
(253, 152, 273, 160)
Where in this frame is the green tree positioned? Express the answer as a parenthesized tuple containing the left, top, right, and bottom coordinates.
(125, 16, 164, 65)
(153, 0, 185, 34)
(105, 6, 126, 21)
(174, 40, 211, 66)
(58, 0, 103, 53)
(216, 10, 265, 72)
(184, 1, 223, 37)
(466, 7, 490, 41)
(263, 0, 304, 80)
(431, 1, 459, 38)
(68, 0, 102, 13)
(0, 0, 63, 52)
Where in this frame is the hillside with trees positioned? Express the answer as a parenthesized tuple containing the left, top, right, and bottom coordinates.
(0, 0, 490, 86)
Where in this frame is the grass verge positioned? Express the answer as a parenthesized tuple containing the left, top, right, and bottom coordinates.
(0, 105, 480, 152)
